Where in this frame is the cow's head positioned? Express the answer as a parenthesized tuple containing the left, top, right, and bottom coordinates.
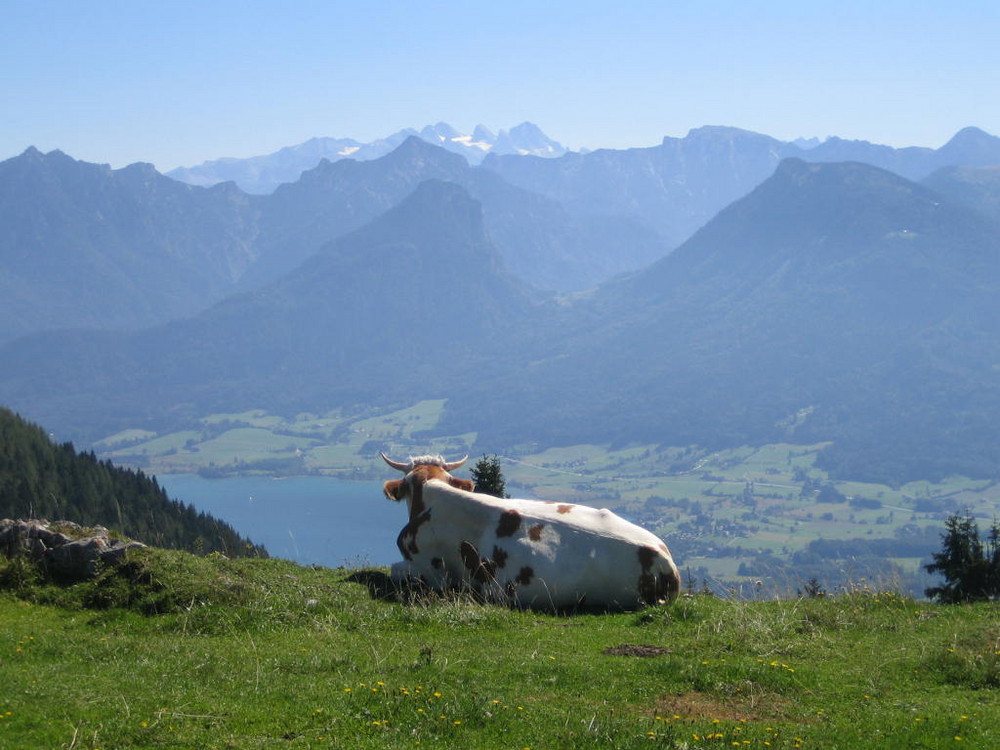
(381, 453, 474, 515)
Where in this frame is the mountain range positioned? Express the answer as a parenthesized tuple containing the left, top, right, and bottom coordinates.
(0, 147, 257, 342)
(167, 121, 568, 193)
(0, 137, 665, 342)
(7, 125, 1000, 346)
(166, 122, 1000, 253)
(484, 125, 1000, 249)
(3, 137, 1000, 485)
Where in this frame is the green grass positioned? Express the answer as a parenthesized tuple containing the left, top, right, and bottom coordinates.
(2, 549, 999, 748)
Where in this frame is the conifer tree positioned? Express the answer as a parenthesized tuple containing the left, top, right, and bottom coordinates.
(924, 512, 999, 603)
(470, 454, 509, 498)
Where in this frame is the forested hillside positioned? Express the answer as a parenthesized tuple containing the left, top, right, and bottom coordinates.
(0, 407, 265, 556)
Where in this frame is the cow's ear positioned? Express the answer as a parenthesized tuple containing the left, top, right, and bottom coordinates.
(448, 477, 475, 493)
(383, 479, 406, 501)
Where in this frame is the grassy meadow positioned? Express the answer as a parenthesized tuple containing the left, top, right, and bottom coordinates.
(2, 548, 999, 749)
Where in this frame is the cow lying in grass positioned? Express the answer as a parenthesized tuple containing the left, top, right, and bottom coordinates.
(381, 453, 680, 611)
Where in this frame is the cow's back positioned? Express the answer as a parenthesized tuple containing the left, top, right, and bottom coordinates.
(423, 482, 680, 610)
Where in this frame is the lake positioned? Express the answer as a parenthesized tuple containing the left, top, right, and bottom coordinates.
(157, 474, 403, 567)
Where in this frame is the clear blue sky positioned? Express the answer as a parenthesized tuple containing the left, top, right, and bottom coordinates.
(3, 0, 999, 172)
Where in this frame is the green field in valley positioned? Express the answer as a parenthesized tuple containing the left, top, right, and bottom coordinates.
(93, 401, 1000, 596)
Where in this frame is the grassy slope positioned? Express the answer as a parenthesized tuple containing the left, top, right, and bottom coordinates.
(1, 549, 998, 749)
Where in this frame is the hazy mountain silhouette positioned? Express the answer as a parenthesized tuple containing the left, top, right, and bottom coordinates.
(0, 138, 664, 344)
(246, 135, 664, 291)
(0, 181, 541, 437)
(5, 132, 1000, 484)
(921, 164, 1000, 224)
(0, 147, 258, 344)
(167, 121, 567, 192)
(483, 125, 1000, 251)
(442, 159, 1000, 483)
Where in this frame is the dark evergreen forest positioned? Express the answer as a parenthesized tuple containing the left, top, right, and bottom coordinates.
(0, 407, 265, 557)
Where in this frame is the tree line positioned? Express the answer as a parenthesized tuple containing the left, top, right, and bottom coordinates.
(924, 511, 1000, 603)
(0, 407, 265, 557)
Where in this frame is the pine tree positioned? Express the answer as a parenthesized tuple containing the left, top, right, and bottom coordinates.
(924, 512, 998, 603)
(470, 455, 509, 498)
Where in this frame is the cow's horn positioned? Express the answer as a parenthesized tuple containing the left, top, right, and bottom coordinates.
(442, 455, 468, 472)
(380, 453, 411, 472)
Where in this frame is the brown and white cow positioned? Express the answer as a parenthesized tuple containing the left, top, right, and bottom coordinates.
(380, 453, 681, 611)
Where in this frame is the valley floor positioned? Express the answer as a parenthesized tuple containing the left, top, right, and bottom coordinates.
(94, 402, 1000, 597)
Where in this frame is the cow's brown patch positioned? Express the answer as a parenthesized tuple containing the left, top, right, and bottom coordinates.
(496, 509, 522, 537)
(603, 644, 671, 657)
(492, 545, 508, 569)
(556, 504, 574, 514)
(460, 541, 480, 572)
(404, 465, 456, 520)
(448, 477, 475, 492)
(638, 570, 682, 605)
(661, 570, 680, 601)
(515, 566, 534, 585)
(396, 508, 433, 560)
(638, 571, 657, 604)
(638, 545, 657, 571)
(528, 523, 545, 541)
(383, 479, 405, 501)
(637, 545, 670, 604)
(460, 541, 497, 584)
(397, 527, 416, 560)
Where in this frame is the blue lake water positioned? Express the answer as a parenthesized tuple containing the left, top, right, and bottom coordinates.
(157, 474, 403, 567)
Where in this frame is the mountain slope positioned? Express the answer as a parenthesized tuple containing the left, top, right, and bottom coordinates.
(482, 125, 1000, 252)
(4, 158, 999, 484)
(442, 159, 1000, 483)
(0, 181, 541, 439)
(0, 148, 259, 344)
(484, 126, 805, 248)
(921, 164, 1000, 224)
(247, 135, 664, 291)
(2, 139, 658, 344)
